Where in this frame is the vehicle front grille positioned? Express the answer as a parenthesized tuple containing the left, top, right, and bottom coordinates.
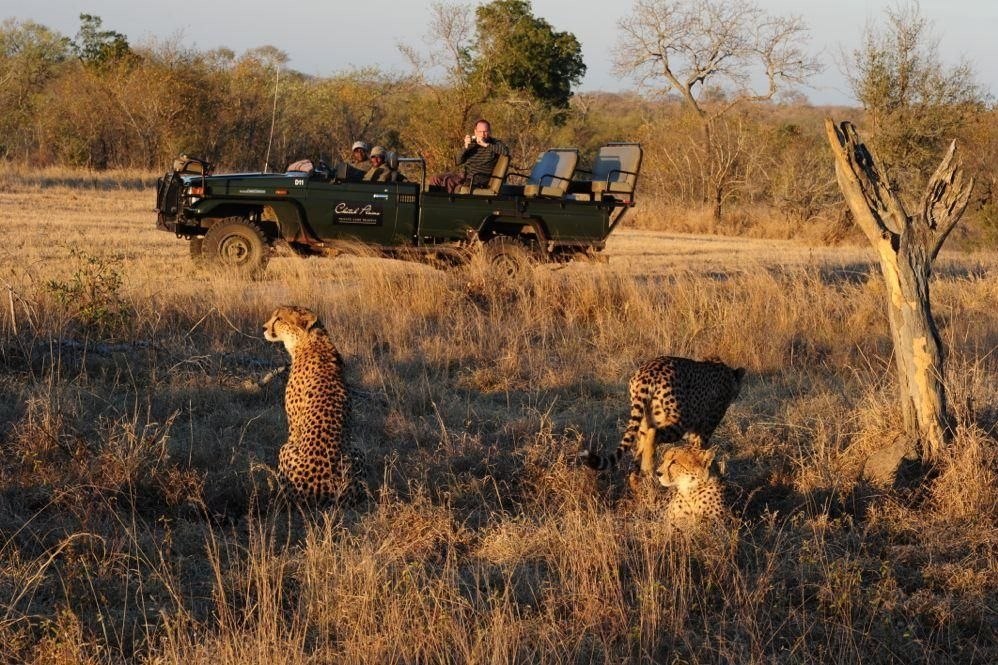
(155, 173, 183, 217)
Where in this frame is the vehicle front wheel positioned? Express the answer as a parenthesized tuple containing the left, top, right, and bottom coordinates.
(201, 218, 270, 276)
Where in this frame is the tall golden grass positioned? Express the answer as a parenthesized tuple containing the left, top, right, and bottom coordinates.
(0, 168, 996, 663)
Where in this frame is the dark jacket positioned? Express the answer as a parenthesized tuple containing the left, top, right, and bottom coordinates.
(458, 139, 509, 188)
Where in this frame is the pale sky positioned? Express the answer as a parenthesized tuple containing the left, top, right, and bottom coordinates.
(3, 0, 997, 105)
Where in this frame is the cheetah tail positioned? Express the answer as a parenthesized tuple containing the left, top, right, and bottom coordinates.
(578, 447, 622, 471)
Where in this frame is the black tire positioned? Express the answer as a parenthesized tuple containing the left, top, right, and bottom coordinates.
(483, 236, 535, 276)
(201, 217, 270, 276)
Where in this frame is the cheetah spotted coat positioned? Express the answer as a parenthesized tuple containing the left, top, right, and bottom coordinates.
(581, 356, 744, 482)
(263, 305, 365, 505)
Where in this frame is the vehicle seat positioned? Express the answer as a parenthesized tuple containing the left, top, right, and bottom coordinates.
(385, 151, 405, 182)
(566, 143, 643, 202)
(363, 151, 403, 183)
(523, 149, 578, 198)
(457, 154, 509, 195)
(174, 154, 212, 175)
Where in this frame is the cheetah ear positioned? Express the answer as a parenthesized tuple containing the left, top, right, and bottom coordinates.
(301, 309, 320, 331)
(702, 447, 716, 465)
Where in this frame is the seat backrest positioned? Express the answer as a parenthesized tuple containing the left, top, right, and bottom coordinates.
(591, 143, 642, 192)
(476, 153, 510, 194)
(384, 151, 402, 182)
(458, 153, 509, 195)
(525, 149, 578, 196)
(174, 154, 212, 175)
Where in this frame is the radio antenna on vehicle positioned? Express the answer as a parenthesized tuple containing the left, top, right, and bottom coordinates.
(263, 63, 281, 173)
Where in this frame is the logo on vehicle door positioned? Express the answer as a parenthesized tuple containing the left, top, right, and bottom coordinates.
(333, 200, 383, 225)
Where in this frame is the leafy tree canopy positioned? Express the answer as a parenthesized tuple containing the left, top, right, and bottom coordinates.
(472, 0, 586, 110)
(73, 14, 132, 67)
(1, 18, 71, 87)
(1, 19, 70, 60)
(846, 2, 984, 187)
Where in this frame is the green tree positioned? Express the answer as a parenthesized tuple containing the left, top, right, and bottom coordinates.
(473, 0, 586, 111)
(846, 2, 984, 197)
(400, 1, 586, 169)
(73, 14, 132, 67)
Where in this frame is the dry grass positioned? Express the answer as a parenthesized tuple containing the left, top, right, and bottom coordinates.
(631, 196, 996, 251)
(0, 169, 996, 663)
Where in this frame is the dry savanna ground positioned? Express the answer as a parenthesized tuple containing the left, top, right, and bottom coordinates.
(0, 168, 996, 664)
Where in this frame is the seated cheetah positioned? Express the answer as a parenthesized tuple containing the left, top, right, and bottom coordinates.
(263, 305, 365, 505)
(580, 356, 744, 487)
(656, 444, 728, 530)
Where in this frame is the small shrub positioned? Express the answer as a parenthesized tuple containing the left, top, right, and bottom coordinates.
(44, 249, 133, 339)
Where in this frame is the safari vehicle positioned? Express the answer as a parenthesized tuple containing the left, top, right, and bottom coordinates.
(154, 144, 642, 274)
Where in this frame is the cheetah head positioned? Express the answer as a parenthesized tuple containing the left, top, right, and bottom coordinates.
(656, 445, 716, 493)
(263, 305, 322, 355)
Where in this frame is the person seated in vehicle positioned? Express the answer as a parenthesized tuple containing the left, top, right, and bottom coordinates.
(363, 146, 393, 182)
(345, 140, 371, 180)
(429, 119, 509, 193)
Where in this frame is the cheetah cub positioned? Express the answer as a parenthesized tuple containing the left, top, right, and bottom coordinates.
(580, 356, 744, 487)
(656, 445, 728, 530)
(263, 305, 365, 505)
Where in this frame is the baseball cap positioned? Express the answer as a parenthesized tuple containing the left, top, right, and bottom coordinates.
(370, 146, 387, 158)
(351, 141, 369, 152)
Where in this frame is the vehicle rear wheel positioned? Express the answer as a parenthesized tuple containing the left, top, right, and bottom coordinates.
(483, 236, 535, 277)
(201, 217, 270, 276)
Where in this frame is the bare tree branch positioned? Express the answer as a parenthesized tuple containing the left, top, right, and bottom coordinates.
(398, 2, 475, 87)
(824, 119, 911, 243)
(616, 0, 818, 114)
(615, 0, 819, 221)
(922, 141, 975, 260)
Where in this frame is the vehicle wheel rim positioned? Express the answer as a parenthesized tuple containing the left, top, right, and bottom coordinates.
(490, 252, 522, 277)
(219, 234, 253, 265)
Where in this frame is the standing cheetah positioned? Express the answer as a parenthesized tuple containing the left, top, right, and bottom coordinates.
(580, 356, 744, 486)
(263, 305, 365, 505)
(656, 444, 728, 529)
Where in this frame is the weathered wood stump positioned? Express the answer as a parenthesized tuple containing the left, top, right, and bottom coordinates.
(824, 119, 973, 476)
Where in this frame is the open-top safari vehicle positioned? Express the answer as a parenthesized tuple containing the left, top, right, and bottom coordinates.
(154, 144, 642, 274)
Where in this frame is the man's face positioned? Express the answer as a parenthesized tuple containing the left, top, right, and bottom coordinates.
(474, 123, 491, 143)
(370, 154, 384, 166)
(353, 148, 367, 163)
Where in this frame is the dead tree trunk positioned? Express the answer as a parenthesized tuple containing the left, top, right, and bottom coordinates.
(824, 119, 973, 463)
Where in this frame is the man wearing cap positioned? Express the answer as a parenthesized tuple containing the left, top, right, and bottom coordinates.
(430, 119, 509, 193)
(363, 146, 392, 182)
(345, 140, 370, 180)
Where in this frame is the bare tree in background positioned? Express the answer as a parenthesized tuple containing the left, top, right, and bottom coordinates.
(399, 2, 484, 169)
(615, 0, 820, 222)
